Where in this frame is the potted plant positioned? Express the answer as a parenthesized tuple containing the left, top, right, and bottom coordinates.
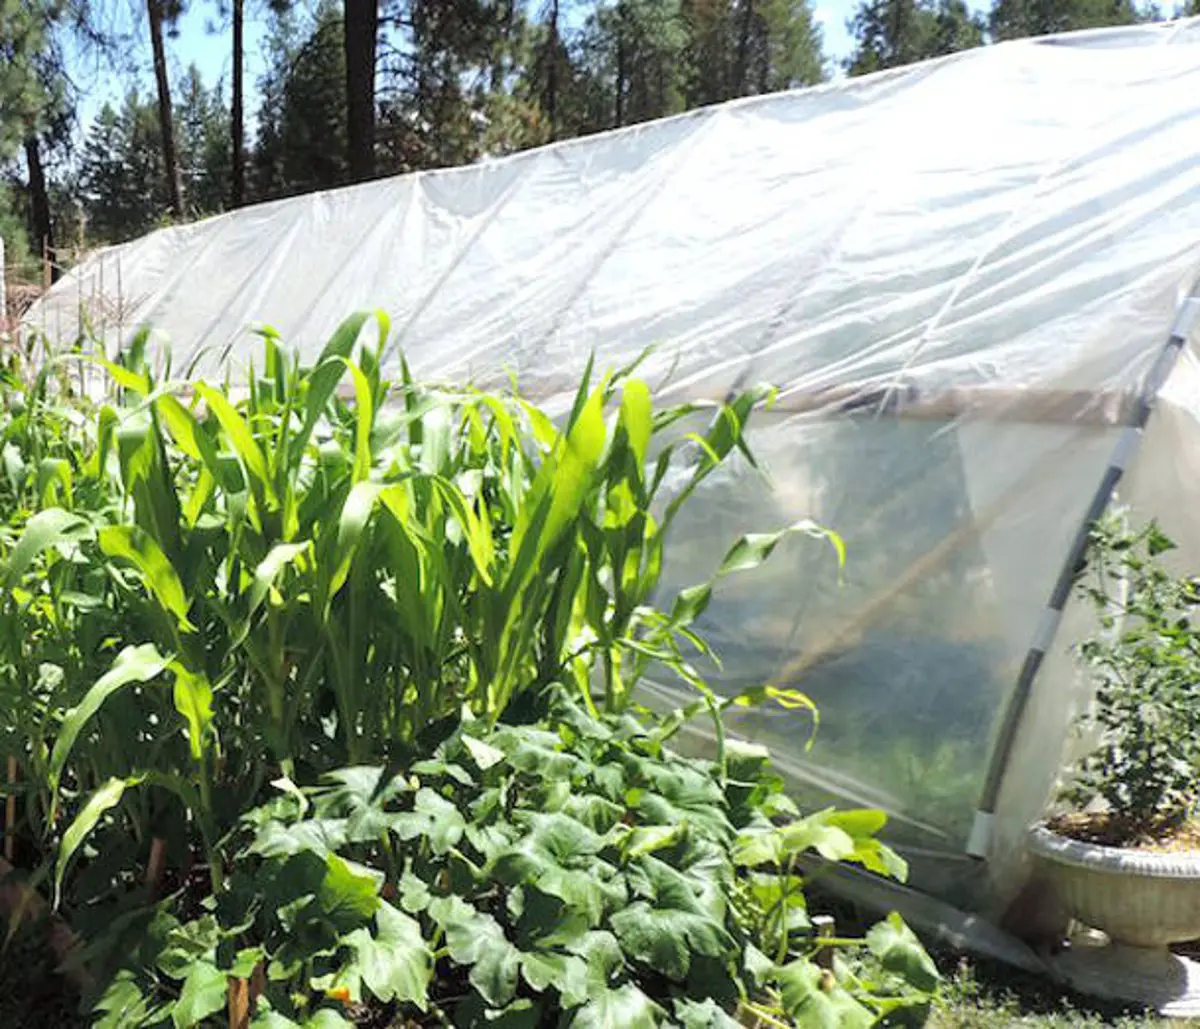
(1028, 515, 1200, 1013)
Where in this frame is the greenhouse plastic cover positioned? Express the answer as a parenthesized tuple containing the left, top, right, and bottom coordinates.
(21, 17, 1200, 925)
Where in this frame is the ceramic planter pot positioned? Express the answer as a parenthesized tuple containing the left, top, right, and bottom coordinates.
(1028, 823, 1200, 946)
(1028, 823, 1200, 1015)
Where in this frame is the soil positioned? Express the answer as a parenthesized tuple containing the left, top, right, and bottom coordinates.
(1046, 811, 1200, 852)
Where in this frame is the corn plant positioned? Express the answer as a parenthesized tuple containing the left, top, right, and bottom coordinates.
(0, 313, 834, 933)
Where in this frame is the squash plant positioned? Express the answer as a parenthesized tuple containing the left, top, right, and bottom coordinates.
(89, 687, 937, 1028)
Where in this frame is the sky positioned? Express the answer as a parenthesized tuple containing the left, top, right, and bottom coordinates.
(71, 0, 270, 127)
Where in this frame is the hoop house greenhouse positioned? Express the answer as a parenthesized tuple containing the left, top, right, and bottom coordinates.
(21, 16, 1200, 955)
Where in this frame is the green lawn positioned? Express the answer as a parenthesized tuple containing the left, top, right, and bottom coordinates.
(930, 957, 1184, 1029)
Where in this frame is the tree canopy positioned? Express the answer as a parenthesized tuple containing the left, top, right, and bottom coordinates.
(0, 0, 1175, 264)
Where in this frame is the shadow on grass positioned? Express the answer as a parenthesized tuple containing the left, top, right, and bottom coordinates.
(929, 952, 1185, 1028)
(0, 916, 87, 1029)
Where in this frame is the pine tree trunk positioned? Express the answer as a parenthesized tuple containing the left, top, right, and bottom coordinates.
(545, 0, 559, 138)
(23, 134, 58, 284)
(148, 0, 185, 217)
(734, 0, 755, 94)
(344, 0, 378, 182)
(615, 1, 628, 127)
(231, 0, 245, 207)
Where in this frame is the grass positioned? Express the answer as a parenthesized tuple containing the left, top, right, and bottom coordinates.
(930, 955, 1185, 1028)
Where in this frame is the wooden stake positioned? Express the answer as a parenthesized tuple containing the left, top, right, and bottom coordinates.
(812, 914, 836, 971)
(5, 757, 18, 863)
(146, 836, 167, 897)
(251, 962, 266, 1005)
(227, 976, 250, 1029)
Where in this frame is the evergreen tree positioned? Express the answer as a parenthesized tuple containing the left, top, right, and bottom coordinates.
(845, 0, 985, 74)
(252, 5, 349, 199)
(76, 71, 232, 242)
(177, 65, 232, 217)
(77, 93, 168, 242)
(0, 1, 56, 160)
(989, 0, 1143, 40)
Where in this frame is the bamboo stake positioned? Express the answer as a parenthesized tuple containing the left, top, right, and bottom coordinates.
(5, 757, 18, 862)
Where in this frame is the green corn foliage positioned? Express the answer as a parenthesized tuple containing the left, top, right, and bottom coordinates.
(0, 314, 836, 919)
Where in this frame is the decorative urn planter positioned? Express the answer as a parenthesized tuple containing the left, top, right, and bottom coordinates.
(1029, 823, 1200, 1015)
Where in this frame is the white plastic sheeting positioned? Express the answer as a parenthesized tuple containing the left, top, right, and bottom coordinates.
(23, 18, 1200, 923)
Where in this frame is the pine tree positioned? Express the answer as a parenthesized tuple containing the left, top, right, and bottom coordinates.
(989, 0, 1143, 40)
(147, 0, 187, 217)
(846, 0, 984, 75)
(253, 4, 349, 199)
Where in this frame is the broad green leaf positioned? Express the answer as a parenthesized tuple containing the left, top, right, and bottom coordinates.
(55, 776, 129, 906)
(388, 788, 466, 854)
(622, 823, 687, 860)
(777, 959, 874, 1029)
(865, 912, 940, 993)
(462, 734, 506, 771)
(318, 854, 382, 932)
(731, 828, 781, 869)
(567, 984, 662, 1029)
(561, 794, 624, 834)
(826, 809, 888, 837)
(610, 899, 732, 981)
(93, 971, 156, 1029)
(568, 930, 623, 994)
(520, 950, 589, 1007)
(3, 507, 92, 589)
(427, 895, 521, 1006)
(250, 819, 349, 859)
(99, 525, 195, 632)
(172, 958, 227, 1029)
(672, 997, 742, 1029)
(251, 1011, 302, 1028)
(49, 644, 171, 806)
(338, 903, 431, 1007)
(303, 1012, 354, 1029)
